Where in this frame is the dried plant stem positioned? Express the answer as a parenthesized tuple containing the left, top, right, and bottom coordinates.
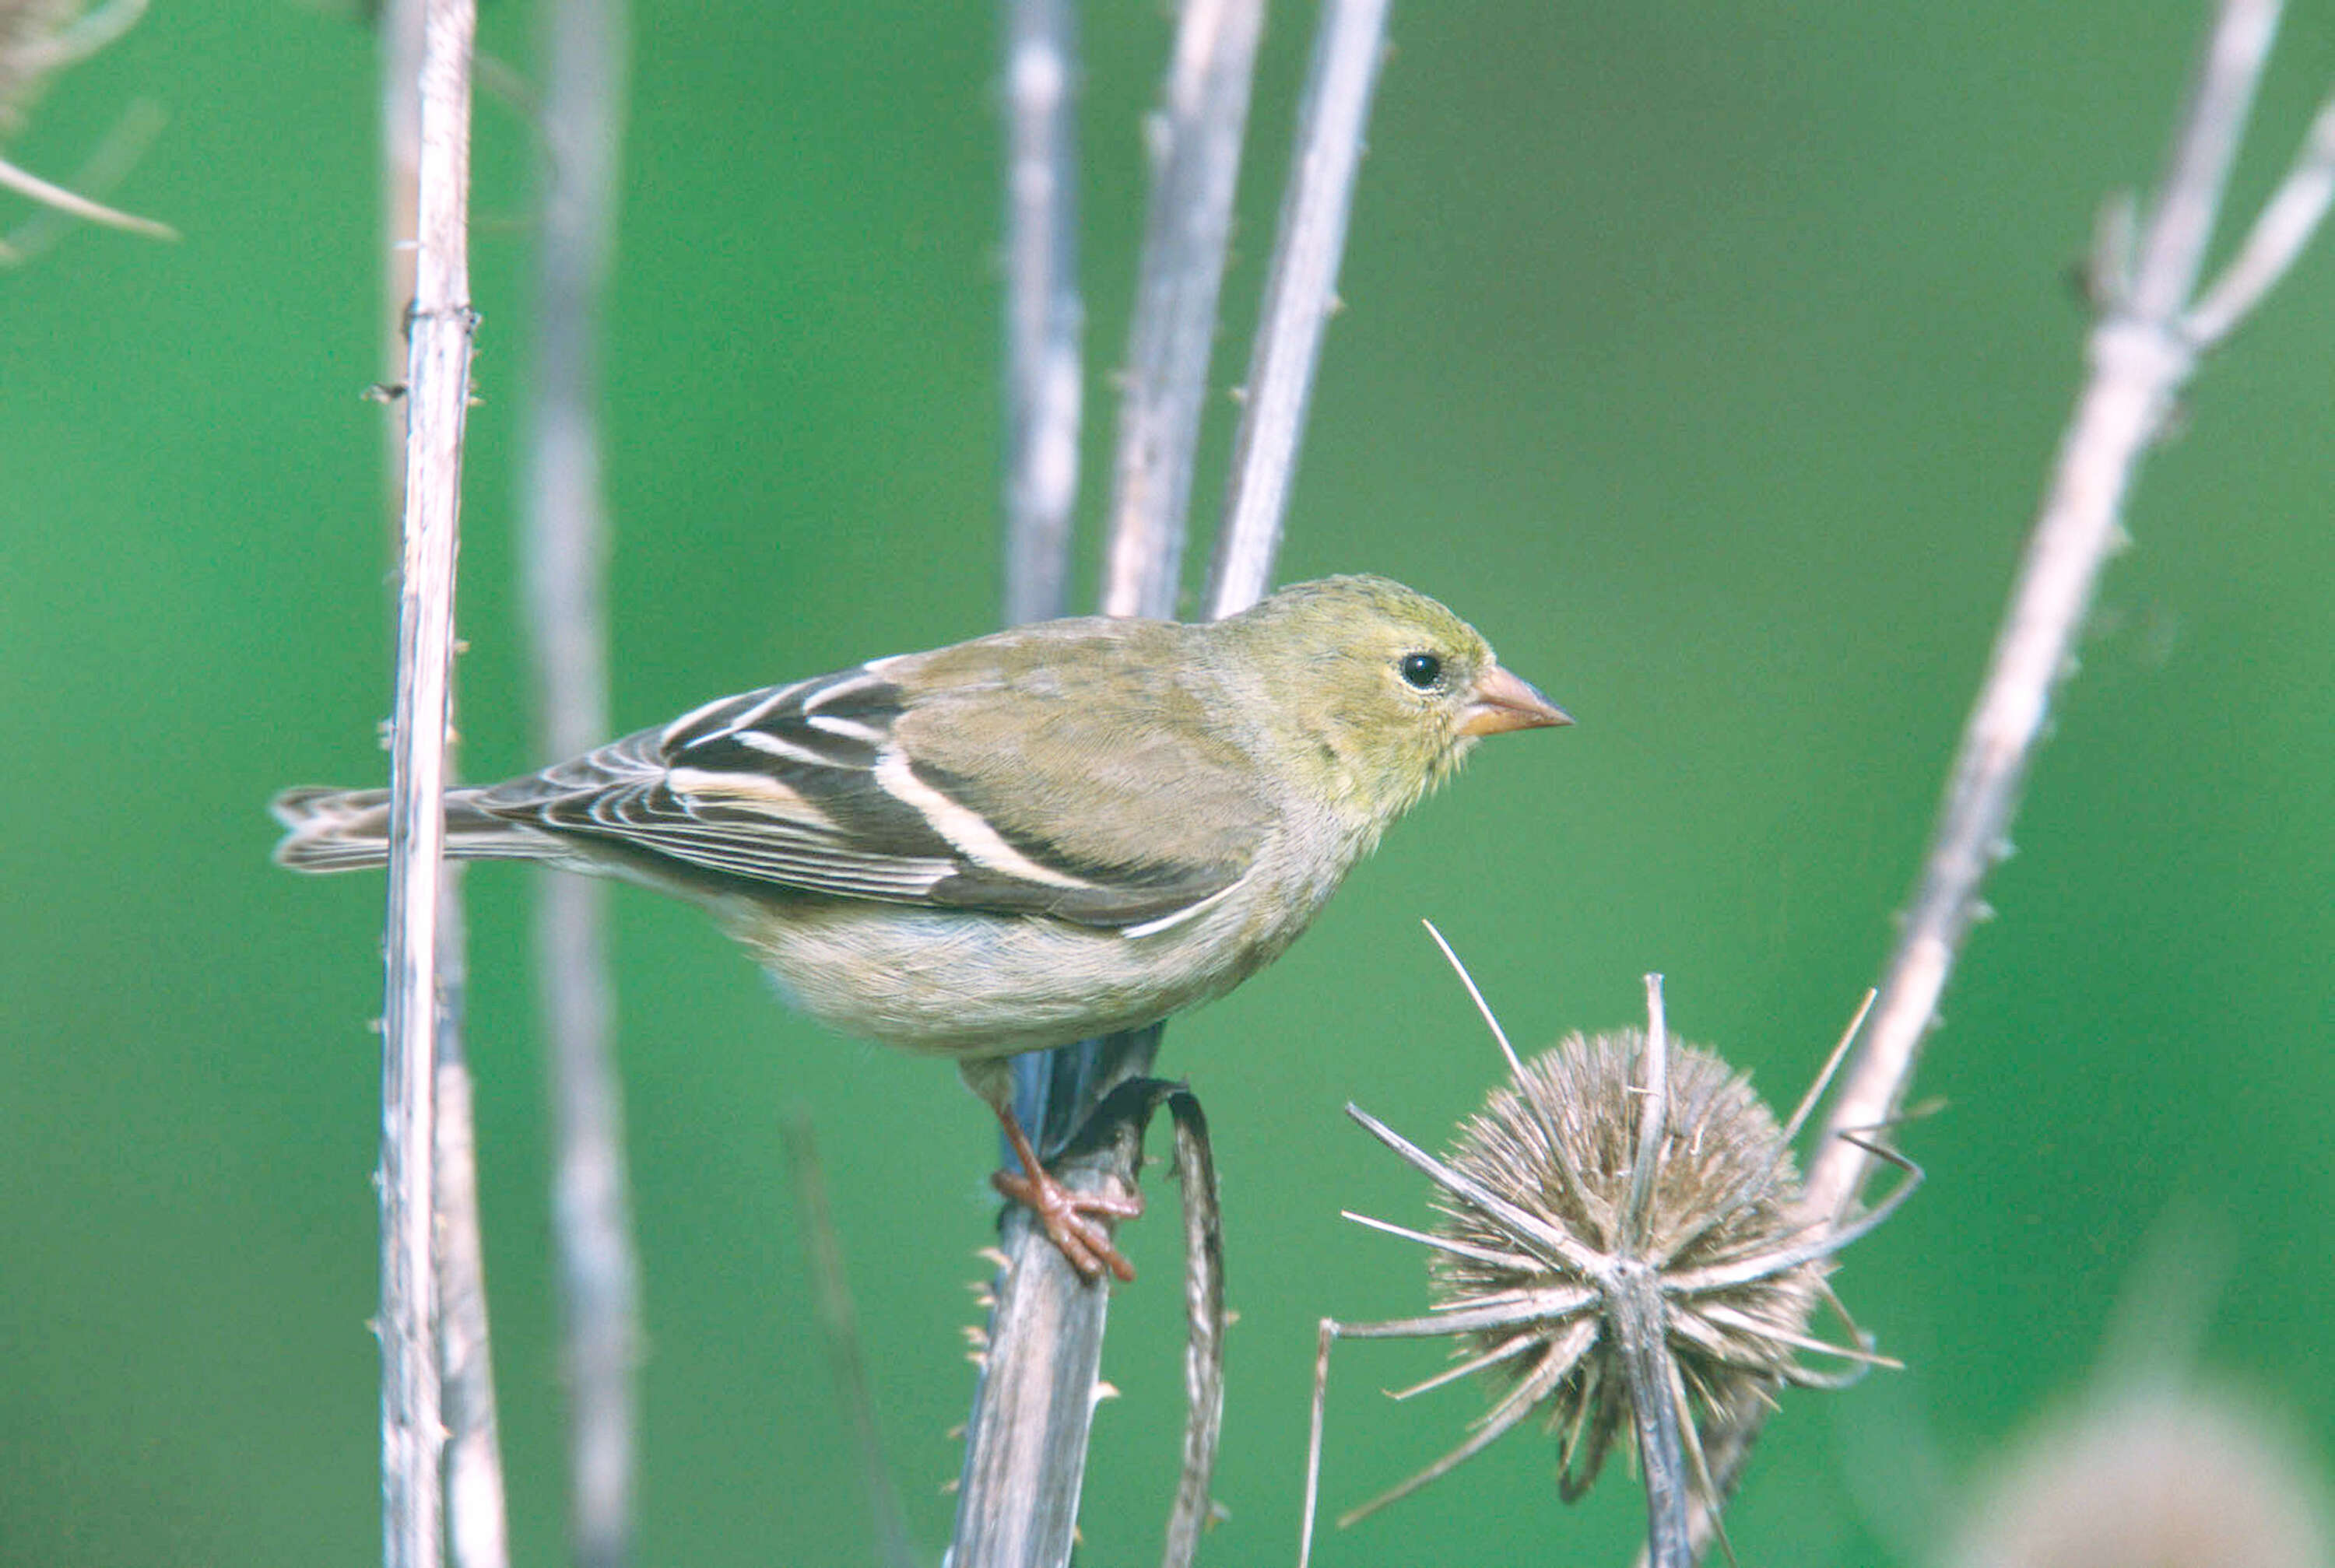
(967, 2, 1258, 1562)
(1663, 2, 2335, 1558)
(953, 7, 1115, 1565)
(0, 153, 174, 238)
(1809, 0, 2315, 1223)
(522, 2, 639, 1563)
(0, 96, 170, 264)
(963, 1, 1390, 1560)
(1097, 0, 1265, 620)
(1617, 976, 1691, 1566)
(436, 1003, 511, 1568)
(2182, 87, 2335, 346)
(377, 1, 479, 1563)
(1000, 0, 1083, 626)
(952, 1146, 1128, 1568)
(957, 1023, 1171, 1566)
(957, 1069, 1226, 1568)
(1205, 0, 1391, 620)
(1610, 1272, 1691, 1568)
(0, 0, 174, 253)
(1160, 1090, 1227, 1566)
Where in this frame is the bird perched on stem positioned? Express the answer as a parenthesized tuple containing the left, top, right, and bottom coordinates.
(275, 574, 1570, 1281)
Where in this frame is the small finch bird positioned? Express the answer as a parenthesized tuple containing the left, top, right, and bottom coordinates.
(275, 574, 1570, 1279)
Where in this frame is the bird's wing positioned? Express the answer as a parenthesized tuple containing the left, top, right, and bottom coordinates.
(474, 632, 1273, 932)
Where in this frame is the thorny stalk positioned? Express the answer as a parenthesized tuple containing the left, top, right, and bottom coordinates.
(960, 2, 1395, 1563)
(377, 0, 479, 1563)
(1810, 0, 2330, 1265)
(437, 1014, 510, 1568)
(1685, 0, 2335, 1556)
(953, 2, 1123, 1562)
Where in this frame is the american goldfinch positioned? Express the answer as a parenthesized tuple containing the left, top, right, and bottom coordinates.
(275, 574, 1569, 1279)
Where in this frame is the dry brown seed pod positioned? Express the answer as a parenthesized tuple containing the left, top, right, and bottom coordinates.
(1431, 1029, 1833, 1500)
(1302, 938, 1916, 1568)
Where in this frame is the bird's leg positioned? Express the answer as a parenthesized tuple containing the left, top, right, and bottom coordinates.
(988, 1100, 1143, 1284)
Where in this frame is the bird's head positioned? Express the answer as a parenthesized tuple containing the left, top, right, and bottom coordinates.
(1218, 574, 1571, 825)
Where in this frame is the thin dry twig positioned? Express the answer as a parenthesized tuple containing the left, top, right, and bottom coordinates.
(436, 1002, 511, 1568)
(1675, 2, 2335, 1558)
(380, 0, 423, 496)
(1097, 0, 1265, 620)
(2182, 83, 2335, 347)
(1205, 0, 1391, 620)
(0, 152, 173, 237)
(521, 2, 639, 1563)
(1808, 0, 2318, 1229)
(1160, 1090, 1228, 1566)
(0, 0, 175, 251)
(0, 96, 168, 263)
(377, 0, 479, 1563)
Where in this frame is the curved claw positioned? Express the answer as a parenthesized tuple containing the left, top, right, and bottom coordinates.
(991, 1165, 1144, 1283)
(983, 1096, 1144, 1282)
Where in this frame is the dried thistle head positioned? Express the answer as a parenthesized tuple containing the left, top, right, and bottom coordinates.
(1301, 942, 1917, 1568)
(1431, 1028, 1830, 1498)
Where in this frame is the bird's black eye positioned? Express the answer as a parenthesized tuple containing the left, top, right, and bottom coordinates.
(1398, 652, 1444, 690)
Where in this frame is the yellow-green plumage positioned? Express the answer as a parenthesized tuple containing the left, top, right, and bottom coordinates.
(273, 574, 1568, 1110)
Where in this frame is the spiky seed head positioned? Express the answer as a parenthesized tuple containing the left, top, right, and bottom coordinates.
(1431, 1029, 1827, 1495)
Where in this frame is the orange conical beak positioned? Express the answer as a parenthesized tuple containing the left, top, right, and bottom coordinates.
(1459, 665, 1573, 737)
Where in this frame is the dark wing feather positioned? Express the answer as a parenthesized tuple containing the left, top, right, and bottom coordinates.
(469, 632, 1273, 931)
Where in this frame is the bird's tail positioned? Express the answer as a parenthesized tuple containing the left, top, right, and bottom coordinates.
(271, 785, 563, 872)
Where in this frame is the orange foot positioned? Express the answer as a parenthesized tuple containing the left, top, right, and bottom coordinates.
(991, 1164, 1143, 1282)
(988, 1104, 1144, 1283)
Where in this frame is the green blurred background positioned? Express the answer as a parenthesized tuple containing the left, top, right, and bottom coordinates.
(5, 2, 2332, 1563)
